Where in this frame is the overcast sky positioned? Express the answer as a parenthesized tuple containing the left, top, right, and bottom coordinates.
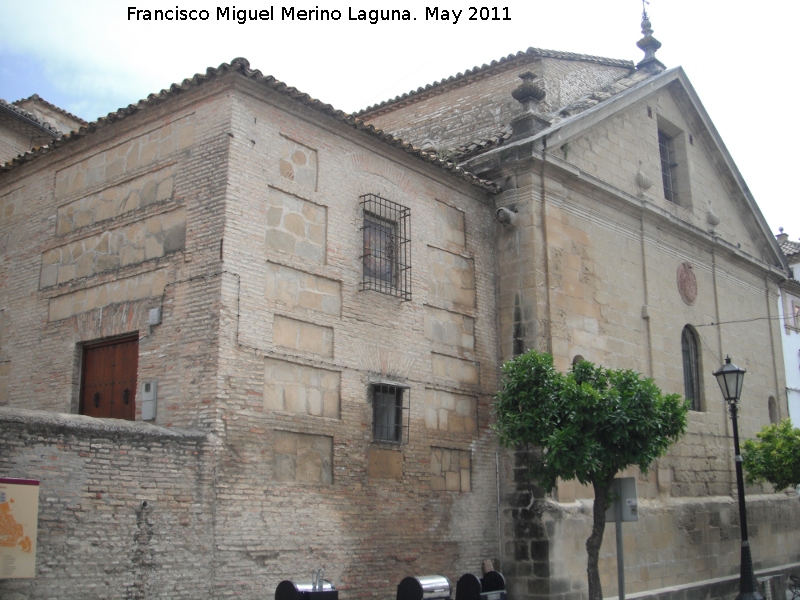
(1, 0, 797, 241)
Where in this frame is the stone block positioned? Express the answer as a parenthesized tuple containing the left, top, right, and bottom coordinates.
(427, 246, 476, 308)
(264, 358, 340, 418)
(278, 138, 318, 190)
(445, 471, 460, 491)
(368, 447, 403, 480)
(265, 189, 327, 264)
(424, 305, 475, 349)
(431, 353, 479, 385)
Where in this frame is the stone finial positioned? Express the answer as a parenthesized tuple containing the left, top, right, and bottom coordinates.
(511, 71, 546, 110)
(777, 228, 789, 243)
(636, 9, 666, 73)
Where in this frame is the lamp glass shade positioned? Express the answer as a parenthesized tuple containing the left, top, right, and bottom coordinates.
(713, 358, 746, 403)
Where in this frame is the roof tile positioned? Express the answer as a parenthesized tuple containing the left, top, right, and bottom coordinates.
(355, 47, 634, 117)
(1, 58, 498, 193)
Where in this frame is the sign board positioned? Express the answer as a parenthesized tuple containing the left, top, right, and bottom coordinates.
(605, 476, 638, 523)
(0, 478, 40, 579)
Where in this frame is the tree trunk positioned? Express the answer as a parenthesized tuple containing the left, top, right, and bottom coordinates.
(586, 475, 615, 600)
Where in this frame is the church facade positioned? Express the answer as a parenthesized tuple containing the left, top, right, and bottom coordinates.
(1, 17, 798, 600)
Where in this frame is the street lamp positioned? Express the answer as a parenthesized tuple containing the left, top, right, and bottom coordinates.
(713, 356, 762, 600)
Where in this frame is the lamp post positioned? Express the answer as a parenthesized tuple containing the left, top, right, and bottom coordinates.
(713, 356, 762, 600)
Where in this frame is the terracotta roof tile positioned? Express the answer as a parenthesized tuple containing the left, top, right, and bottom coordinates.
(0, 58, 498, 193)
(355, 47, 634, 117)
(454, 125, 513, 158)
(780, 238, 800, 261)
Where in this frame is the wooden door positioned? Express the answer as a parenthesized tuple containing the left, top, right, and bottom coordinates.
(80, 336, 138, 420)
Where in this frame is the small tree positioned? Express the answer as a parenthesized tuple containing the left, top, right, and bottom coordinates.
(743, 418, 800, 491)
(494, 351, 688, 600)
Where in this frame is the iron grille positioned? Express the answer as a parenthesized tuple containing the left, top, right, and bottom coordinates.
(658, 130, 677, 204)
(360, 194, 411, 300)
(372, 383, 410, 444)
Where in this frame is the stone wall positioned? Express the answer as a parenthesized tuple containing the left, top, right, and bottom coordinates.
(502, 467, 800, 600)
(0, 407, 214, 600)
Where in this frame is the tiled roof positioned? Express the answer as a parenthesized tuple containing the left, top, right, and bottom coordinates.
(0, 58, 498, 192)
(455, 67, 656, 160)
(13, 94, 88, 127)
(454, 125, 513, 157)
(780, 238, 800, 261)
(0, 98, 61, 137)
(355, 47, 634, 117)
(554, 68, 653, 119)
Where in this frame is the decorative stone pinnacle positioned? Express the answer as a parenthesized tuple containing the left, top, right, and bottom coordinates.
(511, 71, 545, 110)
(636, 10, 665, 73)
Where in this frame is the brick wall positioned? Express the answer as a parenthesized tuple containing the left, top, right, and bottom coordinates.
(363, 57, 630, 151)
(0, 407, 214, 599)
(201, 79, 503, 598)
(0, 79, 232, 427)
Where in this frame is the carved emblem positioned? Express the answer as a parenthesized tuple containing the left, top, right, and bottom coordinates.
(677, 262, 697, 305)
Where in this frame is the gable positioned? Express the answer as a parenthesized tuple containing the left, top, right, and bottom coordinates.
(532, 70, 784, 270)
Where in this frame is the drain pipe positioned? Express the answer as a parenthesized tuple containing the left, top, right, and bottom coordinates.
(496, 451, 502, 563)
(540, 135, 553, 354)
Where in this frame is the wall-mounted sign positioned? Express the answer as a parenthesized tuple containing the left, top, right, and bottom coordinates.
(0, 478, 40, 579)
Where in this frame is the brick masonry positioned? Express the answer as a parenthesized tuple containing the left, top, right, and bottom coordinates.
(0, 57, 798, 600)
(0, 69, 502, 599)
(0, 407, 214, 599)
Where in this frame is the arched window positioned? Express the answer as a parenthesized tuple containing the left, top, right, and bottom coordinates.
(681, 326, 701, 411)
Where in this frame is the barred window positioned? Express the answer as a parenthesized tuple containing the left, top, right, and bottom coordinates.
(681, 325, 701, 411)
(372, 383, 410, 444)
(659, 130, 677, 203)
(361, 194, 411, 300)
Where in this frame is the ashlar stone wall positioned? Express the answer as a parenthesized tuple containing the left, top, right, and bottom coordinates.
(474, 76, 791, 600)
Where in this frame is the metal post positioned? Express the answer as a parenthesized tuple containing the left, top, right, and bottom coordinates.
(614, 479, 625, 600)
(729, 403, 763, 600)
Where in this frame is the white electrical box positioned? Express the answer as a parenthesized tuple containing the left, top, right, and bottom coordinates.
(141, 380, 157, 421)
(148, 307, 162, 326)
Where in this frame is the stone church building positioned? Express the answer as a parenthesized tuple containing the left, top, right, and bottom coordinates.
(1, 16, 798, 600)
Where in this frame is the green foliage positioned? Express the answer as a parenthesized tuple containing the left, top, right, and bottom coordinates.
(494, 350, 689, 492)
(742, 419, 800, 491)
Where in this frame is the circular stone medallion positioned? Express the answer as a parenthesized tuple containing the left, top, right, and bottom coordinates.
(677, 262, 697, 305)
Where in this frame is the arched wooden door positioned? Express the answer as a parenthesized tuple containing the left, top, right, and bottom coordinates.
(80, 335, 138, 420)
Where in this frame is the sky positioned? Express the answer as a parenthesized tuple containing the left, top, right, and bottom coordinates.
(1, 0, 798, 241)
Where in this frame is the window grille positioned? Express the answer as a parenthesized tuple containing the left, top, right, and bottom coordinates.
(658, 130, 678, 203)
(361, 194, 411, 300)
(371, 383, 410, 444)
(681, 326, 701, 411)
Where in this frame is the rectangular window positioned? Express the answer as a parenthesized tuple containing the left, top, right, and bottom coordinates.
(794, 302, 800, 329)
(372, 383, 410, 444)
(658, 130, 677, 204)
(361, 194, 411, 300)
